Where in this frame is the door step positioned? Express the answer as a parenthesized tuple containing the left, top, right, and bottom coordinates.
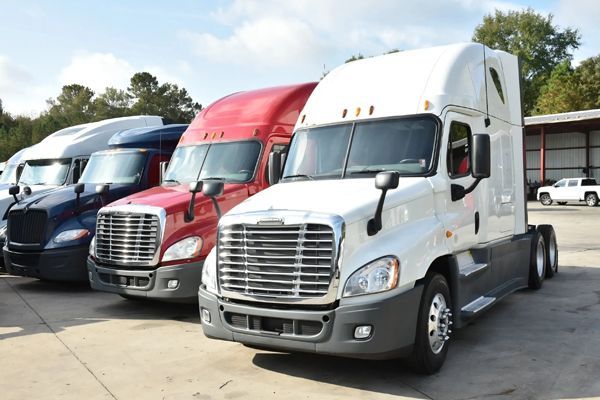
(461, 296, 496, 315)
(459, 262, 489, 278)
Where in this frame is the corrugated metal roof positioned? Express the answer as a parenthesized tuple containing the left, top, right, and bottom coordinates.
(525, 109, 600, 126)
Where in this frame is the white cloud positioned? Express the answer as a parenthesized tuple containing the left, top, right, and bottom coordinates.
(184, 17, 327, 68)
(0, 56, 33, 94)
(59, 52, 135, 93)
(0, 56, 52, 116)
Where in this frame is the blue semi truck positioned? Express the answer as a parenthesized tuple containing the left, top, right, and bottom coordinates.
(3, 124, 187, 281)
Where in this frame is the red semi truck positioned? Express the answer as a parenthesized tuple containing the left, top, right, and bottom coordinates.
(87, 83, 317, 302)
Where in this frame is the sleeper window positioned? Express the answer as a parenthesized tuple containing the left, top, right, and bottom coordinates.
(447, 122, 472, 178)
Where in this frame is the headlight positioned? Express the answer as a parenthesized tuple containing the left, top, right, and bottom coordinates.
(53, 229, 90, 243)
(202, 247, 218, 294)
(0, 224, 7, 241)
(162, 236, 203, 262)
(89, 236, 96, 257)
(342, 256, 399, 297)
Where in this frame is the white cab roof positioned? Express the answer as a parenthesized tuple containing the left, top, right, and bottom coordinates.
(297, 43, 522, 129)
(24, 115, 164, 161)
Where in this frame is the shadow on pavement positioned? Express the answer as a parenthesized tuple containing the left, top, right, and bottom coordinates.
(250, 265, 600, 400)
(0, 274, 199, 341)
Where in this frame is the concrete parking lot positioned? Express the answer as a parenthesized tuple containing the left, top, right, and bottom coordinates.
(1, 201, 599, 400)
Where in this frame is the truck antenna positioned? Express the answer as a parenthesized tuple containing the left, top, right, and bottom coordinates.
(482, 44, 491, 128)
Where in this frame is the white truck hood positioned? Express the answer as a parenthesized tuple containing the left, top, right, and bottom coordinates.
(228, 177, 433, 225)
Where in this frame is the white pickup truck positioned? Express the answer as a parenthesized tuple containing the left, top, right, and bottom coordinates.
(537, 178, 600, 206)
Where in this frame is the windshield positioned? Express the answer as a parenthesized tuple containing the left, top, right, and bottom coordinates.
(163, 141, 262, 184)
(283, 117, 438, 180)
(0, 164, 18, 184)
(80, 152, 146, 184)
(19, 159, 71, 186)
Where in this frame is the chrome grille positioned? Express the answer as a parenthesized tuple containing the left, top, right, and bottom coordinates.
(218, 223, 335, 299)
(95, 211, 161, 267)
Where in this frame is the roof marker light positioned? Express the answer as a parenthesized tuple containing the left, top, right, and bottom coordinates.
(203, 132, 208, 140)
(211, 132, 217, 140)
(369, 105, 375, 115)
(253, 128, 260, 136)
(446, 230, 453, 238)
(220, 131, 224, 138)
(424, 100, 431, 110)
(301, 114, 306, 123)
(355, 107, 361, 117)
(342, 109, 348, 118)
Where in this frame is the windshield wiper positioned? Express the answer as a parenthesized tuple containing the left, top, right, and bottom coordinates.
(162, 179, 180, 184)
(282, 174, 314, 180)
(348, 169, 386, 175)
(202, 177, 226, 181)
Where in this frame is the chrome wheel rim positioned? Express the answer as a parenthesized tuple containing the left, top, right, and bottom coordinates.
(536, 237, 545, 278)
(587, 196, 595, 206)
(549, 233, 557, 269)
(427, 293, 452, 354)
(541, 195, 551, 205)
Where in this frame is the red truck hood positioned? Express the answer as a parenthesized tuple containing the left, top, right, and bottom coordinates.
(109, 185, 194, 214)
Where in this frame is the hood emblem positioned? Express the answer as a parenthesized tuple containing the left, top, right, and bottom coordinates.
(257, 217, 284, 226)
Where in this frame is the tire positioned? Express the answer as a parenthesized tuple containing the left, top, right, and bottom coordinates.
(539, 193, 552, 206)
(557, 202, 567, 205)
(537, 225, 558, 278)
(585, 193, 598, 207)
(528, 231, 547, 290)
(409, 273, 452, 374)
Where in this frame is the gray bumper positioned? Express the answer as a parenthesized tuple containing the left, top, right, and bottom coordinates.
(198, 284, 423, 360)
(88, 257, 203, 303)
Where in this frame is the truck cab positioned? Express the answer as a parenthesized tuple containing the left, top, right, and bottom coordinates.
(537, 177, 600, 206)
(198, 44, 558, 373)
(87, 83, 317, 302)
(3, 124, 187, 281)
(0, 116, 165, 225)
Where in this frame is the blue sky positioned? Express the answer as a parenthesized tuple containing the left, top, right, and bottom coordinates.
(0, 0, 598, 116)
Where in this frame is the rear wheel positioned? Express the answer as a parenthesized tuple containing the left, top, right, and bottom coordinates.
(409, 273, 452, 374)
(539, 193, 552, 206)
(538, 225, 558, 278)
(585, 193, 598, 207)
(528, 231, 547, 289)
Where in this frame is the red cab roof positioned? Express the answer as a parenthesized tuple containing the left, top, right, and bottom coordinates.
(179, 82, 318, 145)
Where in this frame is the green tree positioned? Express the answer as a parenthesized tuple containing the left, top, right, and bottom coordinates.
(345, 54, 365, 63)
(473, 8, 581, 115)
(93, 87, 132, 120)
(576, 56, 600, 109)
(534, 61, 584, 114)
(129, 72, 201, 122)
(46, 84, 96, 126)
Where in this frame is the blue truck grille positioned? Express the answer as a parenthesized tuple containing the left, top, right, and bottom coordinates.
(7, 210, 48, 245)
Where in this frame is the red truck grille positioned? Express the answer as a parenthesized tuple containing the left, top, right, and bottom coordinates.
(95, 211, 160, 267)
(217, 223, 335, 299)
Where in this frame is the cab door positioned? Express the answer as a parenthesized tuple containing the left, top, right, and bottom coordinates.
(441, 112, 479, 251)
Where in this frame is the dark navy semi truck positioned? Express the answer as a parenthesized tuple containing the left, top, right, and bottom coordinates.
(3, 124, 188, 281)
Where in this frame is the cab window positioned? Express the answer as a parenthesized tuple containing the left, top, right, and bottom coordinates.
(555, 180, 566, 188)
(447, 122, 472, 178)
(567, 180, 578, 187)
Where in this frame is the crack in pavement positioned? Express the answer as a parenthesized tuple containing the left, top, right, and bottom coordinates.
(4, 279, 118, 400)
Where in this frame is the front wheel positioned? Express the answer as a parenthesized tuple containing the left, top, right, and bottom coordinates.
(539, 193, 552, 206)
(409, 273, 452, 374)
(585, 193, 598, 207)
(528, 231, 547, 289)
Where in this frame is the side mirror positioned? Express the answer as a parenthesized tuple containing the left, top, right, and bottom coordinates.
(471, 134, 491, 179)
(74, 183, 85, 209)
(22, 186, 32, 196)
(15, 164, 24, 182)
(203, 181, 224, 220)
(268, 152, 282, 185)
(95, 184, 109, 206)
(367, 171, 399, 236)
(185, 181, 203, 223)
(9, 185, 20, 203)
(451, 134, 491, 202)
(72, 160, 81, 183)
(160, 161, 169, 184)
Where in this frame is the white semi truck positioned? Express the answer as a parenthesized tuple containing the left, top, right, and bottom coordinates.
(198, 43, 558, 373)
